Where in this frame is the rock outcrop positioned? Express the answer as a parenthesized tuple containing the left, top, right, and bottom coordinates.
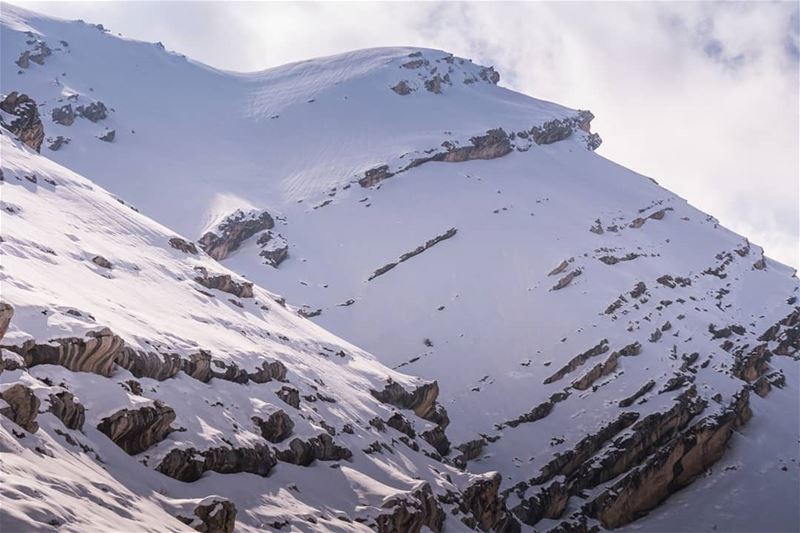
(0, 92, 44, 152)
(97, 401, 176, 454)
(252, 410, 294, 443)
(177, 497, 237, 533)
(256, 231, 289, 267)
(0, 302, 13, 341)
(48, 391, 85, 430)
(368, 228, 457, 281)
(193, 267, 253, 298)
(116, 348, 182, 381)
(168, 237, 199, 254)
(157, 444, 277, 482)
(459, 473, 520, 532)
(5, 328, 124, 376)
(275, 434, 352, 466)
(375, 483, 445, 533)
(198, 210, 275, 260)
(0, 383, 40, 433)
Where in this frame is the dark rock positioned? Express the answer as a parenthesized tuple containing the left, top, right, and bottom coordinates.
(51, 104, 76, 126)
(48, 391, 85, 430)
(277, 386, 300, 409)
(253, 410, 294, 443)
(177, 497, 237, 533)
(276, 433, 352, 466)
(76, 101, 108, 122)
(193, 267, 253, 298)
(92, 255, 112, 269)
(0, 302, 13, 341)
(158, 444, 277, 481)
(0, 383, 40, 432)
(375, 483, 445, 533)
(6, 328, 124, 376)
(391, 81, 413, 95)
(168, 237, 198, 254)
(98, 130, 115, 142)
(198, 210, 274, 260)
(96, 401, 175, 454)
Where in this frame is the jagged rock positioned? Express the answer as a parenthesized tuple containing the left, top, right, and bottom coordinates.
(732, 343, 771, 382)
(6, 328, 124, 376)
(276, 386, 300, 409)
(198, 210, 275, 260)
(48, 391, 85, 430)
(98, 130, 115, 142)
(76, 101, 108, 122)
(552, 270, 582, 291)
(0, 92, 44, 152)
(51, 104, 76, 126)
(158, 444, 277, 481)
(459, 473, 520, 532)
(454, 438, 485, 469)
(181, 351, 213, 382)
(512, 479, 569, 526)
(503, 391, 570, 428)
(0, 383, 40, 432)
(247, 360, 287, 383)
(276, 433, 352, 465)
(371, 380, 442, 422)
(359, 165, 394, 188)
(168, 237, 198, 254)
(92, 255, 113, 269)
(0, 302, 13, 341)
(531, 111, 596, 148)
(544, 340, 609, 384)
(368, 228, 458, 281)
(618, 380, 655, 407)
(439, 129, 511, 163)
(256, 231, 289, 267)
(630, 281, 647, 299)
(386, 412, 415, 437)
(421, 425, 451, 456)
(177, 497, 237, 533)
(391, 80, 413, 95)
(252, 410, 294, 443)
(16, 41, 51, 68)
(97, 401, 175, 454)
(479, 66, 500, 84)
(193, 267, 253, 298)
(375, 483, 445, 533)
(48, 135, 70, 151)
(572, 353, 618, 390)
(586, 389, 751, 528)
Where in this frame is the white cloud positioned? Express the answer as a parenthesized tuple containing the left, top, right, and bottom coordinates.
(12, 1, 800, 266)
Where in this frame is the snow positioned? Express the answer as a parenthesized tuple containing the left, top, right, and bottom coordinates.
(1, 3, 798, 532)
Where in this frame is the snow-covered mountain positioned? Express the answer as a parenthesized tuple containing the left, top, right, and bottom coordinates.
(1, 4, 798, 532)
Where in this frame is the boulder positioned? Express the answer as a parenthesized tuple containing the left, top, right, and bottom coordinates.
(97, 401, 176, 454)
(0, 383, 40, 432)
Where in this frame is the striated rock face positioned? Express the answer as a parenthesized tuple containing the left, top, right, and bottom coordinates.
(586, 389, 752, 528)
(177, 497, 237, 533)
(386, 412, 415, 437)
(96, 401, 176, 455)
(198, 210, 275, 260)
(157, 444, 277, 482)
(544, 340, 609, 384)
(0, 383, 40, 433)
(459, 473, 520, 533)
(275, 433, 352, 466)
(375, 483, 445, 533)
(0, 92, 45, 152)
(247, 360, 287, 383)
(193, 267, 253, 298)
(116, 348, 182, 381)
(6, 328, 124, 376)
(252, 410, 294, 443)
(732, 343, 771, 382)
(0, 302, 13, 341)
(48, 391, 85, 430)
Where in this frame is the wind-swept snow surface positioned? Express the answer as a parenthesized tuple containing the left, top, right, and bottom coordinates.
(1, 4, 798, 532)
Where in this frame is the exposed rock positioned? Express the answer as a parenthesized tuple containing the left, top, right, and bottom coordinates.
(98, 129, 115, 143)
(16, 41, 51, 68)
(454, 438, 485, 469)
(531, 111, 597, 149)
(177, 497, 237, 533)
(247, 360, 287, 383)
(116, 348, 182, 381)
(512, 479, 569, 526)
(386, 412, 415, 438)
(193, 267, 253, 298)
(391, 81, 413, 95)
(256, 231, 289, 267)
(0, 92, 44, 151)
(92, 255, 112, 269)
(420, 425, 451, 456)
(551, 270, 582, 291)
(359, 165, 394, 188)
(586, 389, 751, 528)
(51, 104, 76, 126)
(276, 386, 300, 409)
(275, 433, 352, 466)
(48, 391, 85, 430)
(503, 391, 570, 429)
(181, 351, 213, 382)
(96, 401, 175, 454)
(48, 135, 70, 151)
(375, 483, 445, 533)
(368, 228, 457, 281)
(459, 473, 520, 532)
(0, 383, 40, 432)
(0, 302, 13, 342)
(732, 343, 771, 382)
(6, 328, 124, 376)
(618, 380, 655, 407)
(371, 380, 443, 422)
(168, 237, 198, 255)
(252, 410, 294, 443)
(630, 281, 647, 299)
(157, 444, 277, 482)
(544, 340, 609, 384)
(198, 210, 275, 260)
(548, 260, 570, 277)
(479, 66, 500, 84)
(76, 101, 108, 122)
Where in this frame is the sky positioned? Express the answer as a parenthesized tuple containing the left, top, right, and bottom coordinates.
(9, 1, 800, 268)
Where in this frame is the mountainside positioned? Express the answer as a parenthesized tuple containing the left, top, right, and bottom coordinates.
(1, 4, 799, 533)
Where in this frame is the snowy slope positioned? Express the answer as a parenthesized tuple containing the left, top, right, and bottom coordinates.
(2, 3, 799, 532)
